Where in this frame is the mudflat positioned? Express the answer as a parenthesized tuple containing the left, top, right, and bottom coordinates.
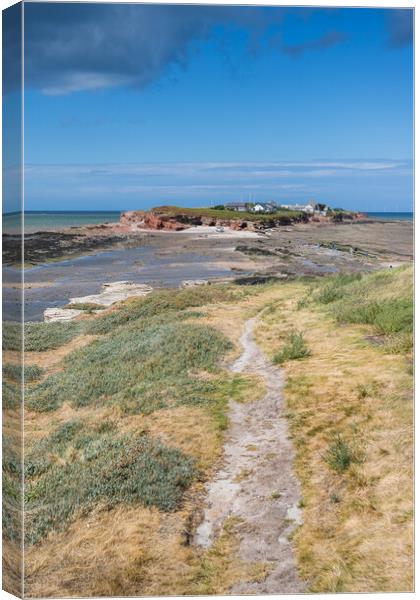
(3, 218, 413, 321)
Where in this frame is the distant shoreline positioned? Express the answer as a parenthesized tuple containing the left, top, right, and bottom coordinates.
(2, 209, 413, 234)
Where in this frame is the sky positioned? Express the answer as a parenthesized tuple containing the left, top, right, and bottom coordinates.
(3, 2, 414, 212)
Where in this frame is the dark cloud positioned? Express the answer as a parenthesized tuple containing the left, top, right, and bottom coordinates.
(281, 30, 347, 58)
(385, 9, 413, 48)
(23, 3, 283, 95)
(7, 4, 410, 96)
(2, 2, 22, 94)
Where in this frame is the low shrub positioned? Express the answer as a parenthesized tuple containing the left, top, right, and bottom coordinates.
(324, 435, 352, 472)
(273, 331, 311, 364)
(2, 437, 22, 543)
(64, 302, 105, 312)
(3, 381, 20, 409)
(2, 322, 21, 351)
(311, 267, 413, 354)
(3, 362, 43, 383)
(25, 426, 196, 544)
(85, 286, 247, 335)
(334, 298, 412, 336)
(27, 319, 231, 413)
(24, 321, 84, 352)
(315, 273, 362, 305)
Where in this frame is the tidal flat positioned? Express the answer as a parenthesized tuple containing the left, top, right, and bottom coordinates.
(2, 218, 413, 321)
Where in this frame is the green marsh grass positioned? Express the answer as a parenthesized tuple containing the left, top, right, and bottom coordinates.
(25, 421, 195, 544)
(312, 267, 413, 354)
(273, 331, 311, 364)
(3, 362, 43, 383)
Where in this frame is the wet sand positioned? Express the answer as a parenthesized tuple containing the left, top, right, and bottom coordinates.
(3, 219, 413, 322)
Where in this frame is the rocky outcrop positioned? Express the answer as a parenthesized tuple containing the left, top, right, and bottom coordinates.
(44, 308, 84, 322)
(120, 210, 254, 231)
(69, 281, 153, 307)
(119, 207, 313, 232)
(44, 282, 154, 322)
(120, 210, 192, 231)
(181, 279, 209, 288)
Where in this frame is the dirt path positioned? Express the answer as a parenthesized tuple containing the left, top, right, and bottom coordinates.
(195, 317, 305, 594)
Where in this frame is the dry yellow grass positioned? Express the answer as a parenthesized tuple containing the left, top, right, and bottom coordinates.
(25, 503, 266, 597)
(22, 289, 272, 597)
(20, 275, 413, 595)
(255, 279, 413, 592)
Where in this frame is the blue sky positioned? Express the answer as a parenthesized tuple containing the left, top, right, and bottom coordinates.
(5, 3, 414, 212)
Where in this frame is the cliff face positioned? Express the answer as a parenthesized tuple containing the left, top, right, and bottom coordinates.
(120, 210, 185, 230)
(120, 208, 363, 232)
(119, 208, 305, 231)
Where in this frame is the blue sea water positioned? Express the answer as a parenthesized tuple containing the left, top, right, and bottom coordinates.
(3, 211, 121, 233)
(366, 212, 413, 221)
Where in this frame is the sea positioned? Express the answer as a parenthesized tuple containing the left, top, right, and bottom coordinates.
(3, 211, 121, 233)
(2, 210, 413, 234)
(365, 212, 413, 221)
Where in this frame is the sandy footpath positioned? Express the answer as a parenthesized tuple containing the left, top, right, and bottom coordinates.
(195, 317, 305, 594)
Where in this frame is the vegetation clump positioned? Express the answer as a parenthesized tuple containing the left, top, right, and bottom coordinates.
(3, 321, 84, 352)
(3, 435, 22, 543)
(85, 285, 249, 335)
(25, 423, 196, 544)
(324, 434, 353, 472)
(64, 302, 105, 312)
(3, 381, 20, 409)
(273, 331, 311, 364)
(314, 272, 362, 304)
(27, 318, 231, 413)
(151, 204, 305, 223)
(25, 321, 84, 352)
(3, 362, 43, 383)
(313, 267, 413, 354)
(2, 322, 21, 352)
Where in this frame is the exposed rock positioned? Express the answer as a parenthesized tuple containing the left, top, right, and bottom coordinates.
(44, 308, 84, 322)
(69, 281, 153, 307)
(3, 231, 128, 266)
(120, 210, 192, 231)
(119, 210, 145, 225)
(143, 213, 190, 231)
(181, 279, 209, 288)
(118, 206, 328, 233)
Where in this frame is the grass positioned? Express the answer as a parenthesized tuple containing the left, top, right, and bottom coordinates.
(25, 420, 196, 545)
(3, 362, 43, 383)
(21, 269, 413, 594)
(273, 331, 311, 364)
(1, 321, 85, 352)
(23, 284, 257, 545)
(324, 435, 353, 472)
(3, 435, 22, 546)
(64, 302, 105, 312)
(256, 267, 413, 592)
(2, 321, 22, 351)
(84, 285, 250, 335)
(311, 267, 413, 354)
(22, 281, 275, 596)
(24, 321, 85, 352)
(26, 318, 232, 413)
(334, 298, 412, 334)
(3, 381, 20, 409)
(314, 273, 362, 304)
(150, 204, 305, 222)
